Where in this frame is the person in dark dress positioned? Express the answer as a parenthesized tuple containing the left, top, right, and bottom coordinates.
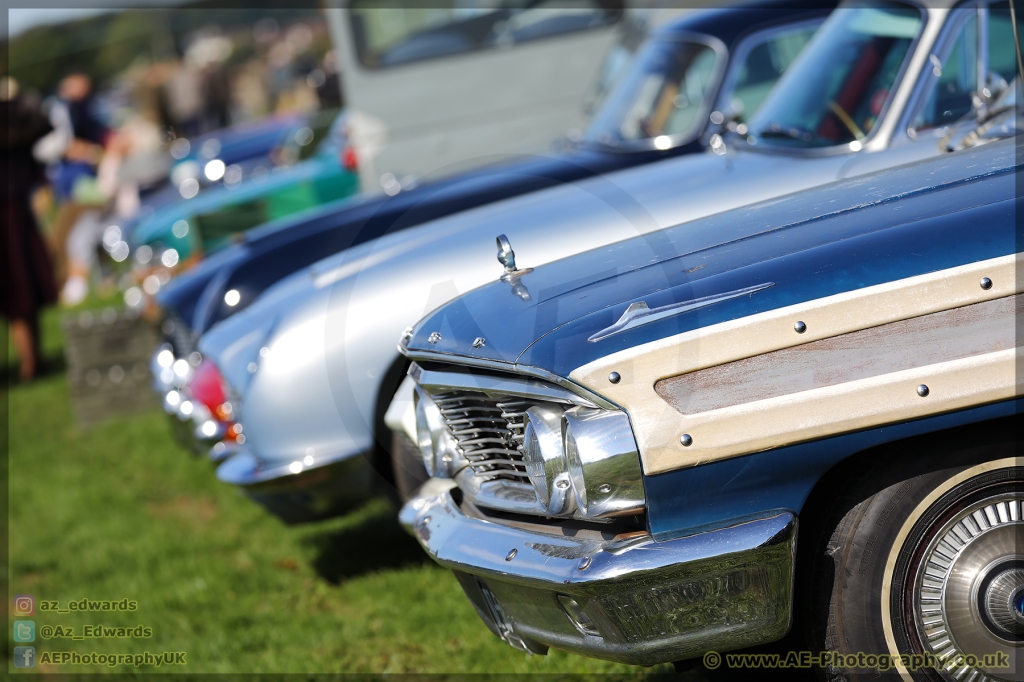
(2, 77, 58, 381)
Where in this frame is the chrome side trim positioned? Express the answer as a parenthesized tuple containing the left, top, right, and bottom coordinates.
(587, 282, 775, 342)
(401, 486, 797, 665)
(401, 350, 619, 410)
(411, 363, 597, 407)
(401, 347, 513, 370)
(512, 365, 621, 410)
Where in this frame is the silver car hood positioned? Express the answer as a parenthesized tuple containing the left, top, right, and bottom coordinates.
(201, 139, 940, 468)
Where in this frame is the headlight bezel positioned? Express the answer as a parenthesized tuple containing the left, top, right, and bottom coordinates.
(562, 406, 645, 519)
(521, 404, 575, 516)
(406, 363, 645, 521)
(413, 385, 460, 477)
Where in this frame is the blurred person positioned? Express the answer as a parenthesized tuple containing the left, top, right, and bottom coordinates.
(202, 61, 232, 130)
(274, 80, 319, 114)
(312, 50, 342, 109)
(267, 40, 296, 110)
(2, 77, 58, 381)
(164, 60, 204, 137)
(137, 62, 175, 132)
(231, 60, 271, 121)
(32, 73, 108, 291)
(61, 114, 167, 305)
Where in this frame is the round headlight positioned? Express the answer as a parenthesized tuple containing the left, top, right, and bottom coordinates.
(522, 405, 574, 514)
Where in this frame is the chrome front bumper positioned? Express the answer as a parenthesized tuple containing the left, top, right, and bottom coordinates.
(217, 448, 375, 524)
(401, 482, 797, 665)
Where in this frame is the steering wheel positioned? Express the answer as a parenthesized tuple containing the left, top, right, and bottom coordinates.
(827, 100, 866, 140)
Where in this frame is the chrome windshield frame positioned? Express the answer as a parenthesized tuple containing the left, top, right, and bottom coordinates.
(582, 30, 729, 154)
(897, 0, 1005, 144)
(708, 15, 829, 134)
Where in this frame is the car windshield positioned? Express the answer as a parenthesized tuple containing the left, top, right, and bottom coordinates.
(745, 3, 924, 148)
(584, 38, 719, 148)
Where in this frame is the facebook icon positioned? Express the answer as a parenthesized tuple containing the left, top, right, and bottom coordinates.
(14, 646, 35, 668)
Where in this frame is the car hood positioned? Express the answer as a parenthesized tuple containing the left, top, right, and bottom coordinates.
(405, 139, 1020, 378)
(158, 146, 660, 330)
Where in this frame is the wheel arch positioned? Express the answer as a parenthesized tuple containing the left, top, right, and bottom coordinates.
(368, 352, 412, 487)
(791, 410, 1021, 659)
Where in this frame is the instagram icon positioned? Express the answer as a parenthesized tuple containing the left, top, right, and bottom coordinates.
(13, 595, 34, 616)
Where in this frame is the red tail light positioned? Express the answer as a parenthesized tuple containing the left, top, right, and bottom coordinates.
(341, 145, 358, 171)
(189, 360, 228, 414)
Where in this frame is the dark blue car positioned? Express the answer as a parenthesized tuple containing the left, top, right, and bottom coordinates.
(155, 2, 832, 355)
(396, 134, 1021, 673)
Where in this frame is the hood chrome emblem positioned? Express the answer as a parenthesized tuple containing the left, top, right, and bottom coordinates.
(472, 337, 486, 348)
(495, 234, 533, 299)
(428, 332, 442, 344)
(496, 234, 518, 273)
(588, 282, 775, 342)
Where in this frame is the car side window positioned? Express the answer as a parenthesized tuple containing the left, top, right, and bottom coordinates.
(914, 2, 1021, 131)
(987, 1, 1023, 84)
(726, 23, 820, 122)
(914, 11, 978, 130)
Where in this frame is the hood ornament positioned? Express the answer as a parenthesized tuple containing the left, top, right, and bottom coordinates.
(497, 235, 518, 274)
(495, 234, 533, 300)
(588, 282, 775, 342)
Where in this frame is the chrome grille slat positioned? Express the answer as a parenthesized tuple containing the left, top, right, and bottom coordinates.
(464, 449, 522, 459)
(447, 417, 506, 426)
(469, 459, 526, 467)
(449, 427, 508, 436)
(433, 391, 545, 484)
(457, 438, 511, 448)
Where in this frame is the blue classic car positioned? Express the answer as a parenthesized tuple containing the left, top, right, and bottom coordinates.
(396, 136, 1021, 673)
(155, 2, 830, 354)
(193, 0, 1019, 527)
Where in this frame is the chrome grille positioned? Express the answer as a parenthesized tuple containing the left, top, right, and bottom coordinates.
(435, 392, 531, 484)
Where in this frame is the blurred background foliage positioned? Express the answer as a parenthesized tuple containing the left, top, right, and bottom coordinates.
(5, 3, 326, 94)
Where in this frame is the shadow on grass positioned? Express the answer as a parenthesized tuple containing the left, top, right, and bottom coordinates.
(303, 504, 430, 584)
(4, 351, 67, 387)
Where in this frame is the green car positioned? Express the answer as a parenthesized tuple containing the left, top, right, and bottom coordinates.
(127, 110, 359, 270)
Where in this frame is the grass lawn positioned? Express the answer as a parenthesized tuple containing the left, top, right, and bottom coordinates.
(7, 305, 687, 675)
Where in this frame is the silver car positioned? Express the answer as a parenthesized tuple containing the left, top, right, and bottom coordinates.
(200, 0, 1019, 521)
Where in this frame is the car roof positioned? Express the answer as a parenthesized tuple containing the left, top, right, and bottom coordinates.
(655, 0, 837, 47)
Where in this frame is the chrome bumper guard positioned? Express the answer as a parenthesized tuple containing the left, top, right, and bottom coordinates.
(401, 483, 797, 665)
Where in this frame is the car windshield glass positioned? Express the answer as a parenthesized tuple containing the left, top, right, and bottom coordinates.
(584, 38, 718, 148)
(745, 3, 924, 148)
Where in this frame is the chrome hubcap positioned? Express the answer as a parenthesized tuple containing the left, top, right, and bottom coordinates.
(984, 569, 1024, 637)
(913, 494, 1023, 682)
